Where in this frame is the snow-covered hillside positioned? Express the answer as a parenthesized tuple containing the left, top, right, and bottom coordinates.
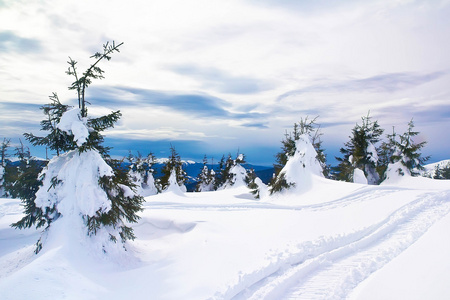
(0, 175, 449, 299)
(422, 159, 450, 178)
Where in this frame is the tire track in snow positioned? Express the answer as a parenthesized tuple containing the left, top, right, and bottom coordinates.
(220, 191, 450, 300)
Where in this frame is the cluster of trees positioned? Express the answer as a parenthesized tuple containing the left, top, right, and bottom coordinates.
(430, 162, 450, 180)
(124, 149, 253, 195)
(0, 139, 255, 200)
(1, 41, 447, 256)
(261, 112, 440, 196)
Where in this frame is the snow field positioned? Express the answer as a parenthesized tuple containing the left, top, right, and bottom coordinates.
(0, 176, 449, 299)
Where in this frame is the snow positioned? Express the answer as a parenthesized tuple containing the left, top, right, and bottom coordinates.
(1, 165, 450, 299)
(162, 169, 186, 194)
(353, 168, 368, 184)
(228, 164, 247, 187)
(35, 149, 113, 217)
(422, 159, 450, 177)
(382, 160, 411, 184)
(366, 142, 378, 164)
(348, 212, 450, 300)
(276, 134, 324, 194)
(57, 108, 89, 146)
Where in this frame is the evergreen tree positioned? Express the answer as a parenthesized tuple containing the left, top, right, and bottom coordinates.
(8, 141, 48, 229)
(215, 153, 247, 189)
(160, 145, 187, 192)
(1, 138, 10, 167)
(12, 41, 144, 254)
(0, 138, 10, 196)
(213, 155, 227, 190)
(378, 126, 397, 179)
(383, 120, 429, 180)
(246, 168, 265, 199)
(128, 152, 158, 196)
(433, 163, 450, 179)
(195, 155, 215, 192)
(334, 112, 384, 184)
(270, 116, 327, 193)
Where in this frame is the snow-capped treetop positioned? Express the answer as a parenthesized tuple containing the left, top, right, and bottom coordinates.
(57, 108, 89, 147)
(285, 134, 324, 179)
(163, 169, 186, 195)
(229, 164, 247, 188)
(274, 134, 324, 194)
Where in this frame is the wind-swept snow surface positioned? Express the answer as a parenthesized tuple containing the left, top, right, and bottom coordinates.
(0, 176, 449, 299)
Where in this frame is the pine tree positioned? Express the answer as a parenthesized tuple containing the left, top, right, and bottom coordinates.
(383, 120, 429, 180)
(433, 163, 450, 179)
(12, 41, 144, 254)
(1, 138, 10, 167)
(195, 155, 215, 192)
(215, 153, 247, 189)
(0, 138, 11, 196)
(213, 155, 227, 190)
(128, 152, 158, 196)
(334, 112, 384, 184)
(246, 168, 264, 199)
(8, 141, 48, 229)
(270, 116, 327, 193)
(160, 145, 187, 192)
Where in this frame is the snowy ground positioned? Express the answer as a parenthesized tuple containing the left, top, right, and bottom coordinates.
(0, 176, 449, 299)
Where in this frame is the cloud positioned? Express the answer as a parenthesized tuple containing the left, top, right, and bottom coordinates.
(247, 0, 356, 12)
(0, 31, 42, 53)
(89, 86, 268, 121)
(278, 71, 447, 101)
(240, 122, 270, 129)
(169, 64, 272, 94)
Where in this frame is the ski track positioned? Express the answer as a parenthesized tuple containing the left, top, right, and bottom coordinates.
(215, 190, 450, 300)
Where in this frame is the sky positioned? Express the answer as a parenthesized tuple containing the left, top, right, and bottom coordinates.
(1, 0, 449, 166)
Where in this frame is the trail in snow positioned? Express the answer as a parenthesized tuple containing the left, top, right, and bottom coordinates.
(228, 191, 450, 300)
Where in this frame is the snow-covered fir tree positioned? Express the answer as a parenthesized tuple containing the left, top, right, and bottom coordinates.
(127, 152, 159, 197)
(0, 165, 4, 197)
(195, 155, 215, 192)
(160, 145, 187, 193)
(433, 163, 450, 179)
(334, 112, 383, 185)
(214, 155, 231, 190)
(270, 117, 327, 194)
(12, 41, 144, 255)
(247, 168, 268, 199)
(382, 120, 429, 183)
(0, 138, 10, 196)
(215, 153, 248, 189)
(3, 141, 45, 216)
